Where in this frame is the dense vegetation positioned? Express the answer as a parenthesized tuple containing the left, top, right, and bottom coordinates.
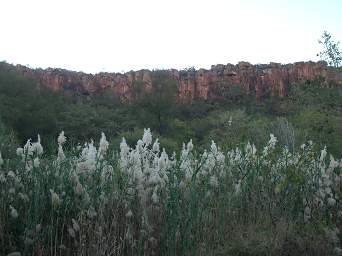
(0, 129, 341, 255)
(0, 63, 342, 255)
(0, 62, 342, 157)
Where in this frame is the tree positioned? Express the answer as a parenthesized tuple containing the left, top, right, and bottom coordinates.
(317, 31, 342, 67)
(0, 64, 64, 142)
(138, 70, 178, 135)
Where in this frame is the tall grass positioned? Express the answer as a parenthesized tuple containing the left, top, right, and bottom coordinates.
(0, 129, 341, 255)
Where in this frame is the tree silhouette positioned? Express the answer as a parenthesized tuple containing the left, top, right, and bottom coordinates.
(317, 31, 342, 67)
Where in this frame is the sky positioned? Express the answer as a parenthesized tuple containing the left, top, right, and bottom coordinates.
(0, 0, 341, 74)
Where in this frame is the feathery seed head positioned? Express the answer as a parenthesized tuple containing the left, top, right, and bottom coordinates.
(57, 131, 66, 146)
(142, 128, 152, 146)
(9, 205, 18, 219)
(50, 189, 61, 208)
(99, 132, 109, 156)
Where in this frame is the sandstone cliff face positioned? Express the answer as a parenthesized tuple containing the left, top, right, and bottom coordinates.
(11, 61, 342, 102)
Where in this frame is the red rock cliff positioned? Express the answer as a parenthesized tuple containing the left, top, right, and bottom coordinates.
(10, 61, 342, 102)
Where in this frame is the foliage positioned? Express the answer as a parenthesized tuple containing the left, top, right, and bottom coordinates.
(1, 63, 342, 255)
(0, 130, 341, 255)
(135, 70, 178, 135)
(0, 64, 64, 143)
(0, 118, 17, 158)
(210, 81, 248, 105)
(0, 63, 341, 156)
(317, 31, 342, 67)
(57, 103, 121, 142)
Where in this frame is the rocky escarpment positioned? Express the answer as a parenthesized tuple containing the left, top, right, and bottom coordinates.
(7, 61, 342, 102)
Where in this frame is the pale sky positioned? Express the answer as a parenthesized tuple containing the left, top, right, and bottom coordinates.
(0, 0, 341, 74)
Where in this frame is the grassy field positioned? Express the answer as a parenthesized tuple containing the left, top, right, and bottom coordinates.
(0, 129, 341, 255)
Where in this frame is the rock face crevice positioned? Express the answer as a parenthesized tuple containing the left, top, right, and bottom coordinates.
(8, 61, 342, 102)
